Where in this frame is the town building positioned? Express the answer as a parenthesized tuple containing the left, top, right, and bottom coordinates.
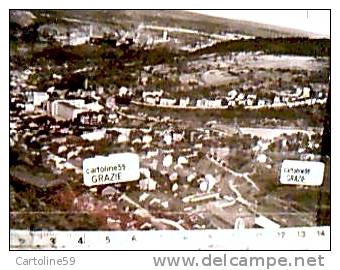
(160, 98, 176, 106)
(273, 96, 281, 104)
(142, 90, 164, 99)
(145, 97, 157, 105)
(47, 99, 103, 121)
(196, 99, 222, 108)
(26, 91, 49, 107)
(302, 87, 311, 99)
(179, 97, 190, 107)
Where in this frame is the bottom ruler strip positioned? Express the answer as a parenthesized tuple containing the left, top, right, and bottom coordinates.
(10, 226, 330, 250)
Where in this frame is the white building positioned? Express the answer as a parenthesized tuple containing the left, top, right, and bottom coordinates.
(81, 129, 106, 141)
(67, 33, 90, 46)
(213, 99, 222, 107)
(163, 154, 173, 168)
(302, 87, 311, 99)
(227, 89, 238, 100)
(238, 100, 246, 106)
(273, 96, 281, 104)
(142, 90, 164, 99)
(25, 103, 35, 112)
(196, 99, 222, 108)
(118, 86, 129, 96)
(257, 100, 266, 106)
(228, 100, 236, 107)
(177, 156, 189, 165)
(246, 99, 254, 106)
(256, 154, 267, 163)
(179, 97, 190, 107)
(83, 101, 104, 112)
(247, 94, 257, 100)
(139, 178, 157, 191)
(145, 97, 157, 105)
(163, 30, 168, 41)
(163, 132, 172, 145)
(160, 98, 176, 106)
(140, 168, 151, 179)
(96, 86, 104, 95)
(282, 97, 290, 103)
(196, 99, 203, 107)
(33, 92, 49, 106)
(140, 75, 148, 86)
(117, 133, 129, 143)
(173, 131, 185, 142)
(295, 87, 303, 96)
(142, 135, 153, 144)
(47, 100, 85, 121)
(47, 99, 103, 121)
(199, 174, 217, 193)
(236, 93, 245, 101)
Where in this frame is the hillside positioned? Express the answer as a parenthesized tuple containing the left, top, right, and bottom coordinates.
(10, 9, 323, 38)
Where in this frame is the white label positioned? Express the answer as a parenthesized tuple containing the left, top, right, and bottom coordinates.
(83, 153, 140, 186)
(279, 160, 324, 186)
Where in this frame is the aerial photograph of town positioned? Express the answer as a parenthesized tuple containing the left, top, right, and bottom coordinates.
(10, 10, 330, 233)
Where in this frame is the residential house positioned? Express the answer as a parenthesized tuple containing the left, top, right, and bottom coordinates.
(196, 99, 221, 108)
(76, 111, 104, 126)
(273, 96, 281, 104)
(227, 89, 238, 100)
(173, 131, 185, 142)
(302, 87, 311, 99)
(33, 92, 49, 106)
(160, 98, 176, 106)
(145, 97, 157, 105)
(179, 97, 190, 107)
(257, 100, 266, 106)
(81, 129, 106, 141)
(246, 99, 254, 106)
(142, 90, 164, 99)
(236, 93, 245, 101)
(228, 100, 236, 107)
